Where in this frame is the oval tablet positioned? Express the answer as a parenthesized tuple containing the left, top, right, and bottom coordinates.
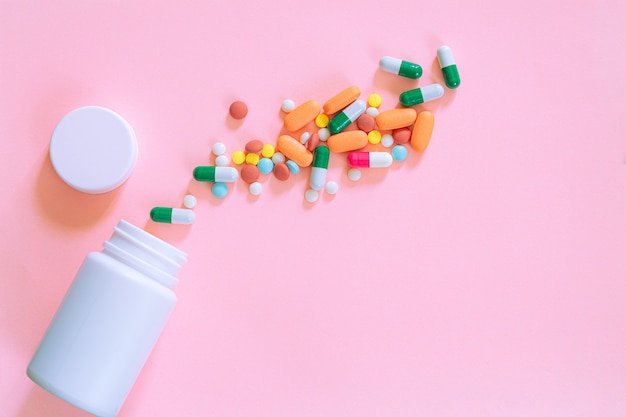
(283, 100, 320, 132)
(327, 130, 368, 153)
(392, 127, 411, 144)
(245, 140, 264, 153)
(273, 163, 290, 181)
(241, 164, 260, 183)
(376, 108, 417, 130)
(276, 135, 313, 167)
(323, 86, 361, 115)
(410, 111, 435, 152)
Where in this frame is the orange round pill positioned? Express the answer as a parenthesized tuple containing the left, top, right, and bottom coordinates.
(245, 140, 263, 153)
(241, 164, 260, 184)
(229, 100, 248, 120)
(273, 163, 290, 181)
(392, 127, 411, 144)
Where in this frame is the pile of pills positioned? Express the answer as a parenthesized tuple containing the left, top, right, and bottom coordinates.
(151, 46, 460, 224)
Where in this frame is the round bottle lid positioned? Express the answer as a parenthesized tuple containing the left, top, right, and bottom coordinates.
(49, 106, 138, 194)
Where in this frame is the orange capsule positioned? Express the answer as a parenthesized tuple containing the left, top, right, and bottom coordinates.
(410, 111, 435, 152)
(375, 108, 417, 130)
(323, 86, 361, 115)
(327, 130, 368, 153)
(283, 100, 320, 132)
(276, 135, 313, 167)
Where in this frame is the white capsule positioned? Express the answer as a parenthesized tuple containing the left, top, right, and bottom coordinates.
(310, 167, 327, 191)
(215, 167, 239, 182)
(422, 83, 445, 102)
(370, 152, 393, 168)
(342, 100, 366, 123)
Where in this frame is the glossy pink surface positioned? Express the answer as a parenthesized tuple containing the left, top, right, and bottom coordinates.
(1, 1, 625, 416)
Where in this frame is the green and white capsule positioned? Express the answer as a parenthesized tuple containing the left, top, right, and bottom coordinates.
(310, 145, 330, 191)
(150, 207, 195, 224)
(193, 166, 239, 182)
(328, 99, 366, 134)
(437, 45, 460, 89)
(399, 84, 445, 107)
(379, 56, 422, 79)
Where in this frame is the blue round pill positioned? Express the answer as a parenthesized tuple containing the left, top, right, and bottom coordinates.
(211, 182, 228, 199)
(391, 145, 408, 162)
(285, 160, 300, 174)
(257, 157, 274, 175)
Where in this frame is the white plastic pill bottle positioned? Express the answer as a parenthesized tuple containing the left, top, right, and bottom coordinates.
(27, 220, 187, 417)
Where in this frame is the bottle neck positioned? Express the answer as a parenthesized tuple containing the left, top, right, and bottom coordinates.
(102, 220, 187, 288)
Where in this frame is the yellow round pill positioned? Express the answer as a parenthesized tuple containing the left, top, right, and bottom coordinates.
(245, 152, 260, 165)
(261, 144, 275, 158)
(367, 130, 382, 144)
(315, 113, 329, 128)
(368, 93, 382, 108)
(232, 150, 245, 165)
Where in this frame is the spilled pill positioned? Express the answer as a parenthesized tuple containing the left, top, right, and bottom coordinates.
(399, 84, 444, 107)
(323, 86, 361, 115)
(283, 100, 320, 132)
(375, 108, 417, 130)
(150, 207, 195, 224)
(193, 166, 239, 182)
(329, 99, 366, 134)
(410, 111, 435, 152)
(276, 135, 313, 167)
(379, 56, 422, 79)
(347, 152, 392, 168)
(327, 130, 368, 153)
(437, 45, 461, 89)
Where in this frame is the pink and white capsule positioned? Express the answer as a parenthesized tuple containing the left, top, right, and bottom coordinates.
(347, 152, 393, 168)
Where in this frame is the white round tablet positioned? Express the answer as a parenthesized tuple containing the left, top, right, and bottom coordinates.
(304, 189, 319, 203)
(212, 142, 226, 156)
(348, 168, 361, 181)
(325, 181, 339, 195)
(49, 106, 137, 194)
(249, 182, 262, 196)
(183, 194, 197, 209)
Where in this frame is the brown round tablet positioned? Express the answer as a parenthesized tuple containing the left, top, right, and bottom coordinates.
(356, 114, 376, 133)
(229, 100, 248, 120)
(240, 164, 260, 184)
(392, 127, 411, 144)
(273, 163, 290, 181)
(306, 132, 319, 152)
(245, 139, 263, 153)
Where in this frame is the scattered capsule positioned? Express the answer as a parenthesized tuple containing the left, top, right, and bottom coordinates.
(310, 145, 330, 191)
(379, 56, 422, 79)
(328, 99, 366, 134)
(399, 84, 444, 107)
(347, 152, 392, 168)
(437, 45, 460, 89)
(193, 166, 239, 182)
(150, 207, 195, 224)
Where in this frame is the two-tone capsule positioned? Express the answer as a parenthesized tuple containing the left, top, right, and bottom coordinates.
(150, 207, 195, 224)
(309, 145, 330, 191)
(347, 152, 392, 168)
(379, 56, 422, 79)
(328, 99, 366, 134)
(193, 166, 239, 182)
(399, 84, 444, 107)
(437, 46, 460, 89)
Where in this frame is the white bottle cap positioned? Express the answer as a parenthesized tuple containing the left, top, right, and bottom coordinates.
(49, 106, 138, 194)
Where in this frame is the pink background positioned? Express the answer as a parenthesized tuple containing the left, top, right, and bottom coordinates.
(1, 0, 625, 416)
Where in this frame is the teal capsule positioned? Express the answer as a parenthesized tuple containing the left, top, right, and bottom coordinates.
(380, 56, 422, 79)
(437, 45, 461, 89)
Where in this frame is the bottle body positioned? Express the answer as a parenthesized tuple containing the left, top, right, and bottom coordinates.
(27, 220, 186, 417)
